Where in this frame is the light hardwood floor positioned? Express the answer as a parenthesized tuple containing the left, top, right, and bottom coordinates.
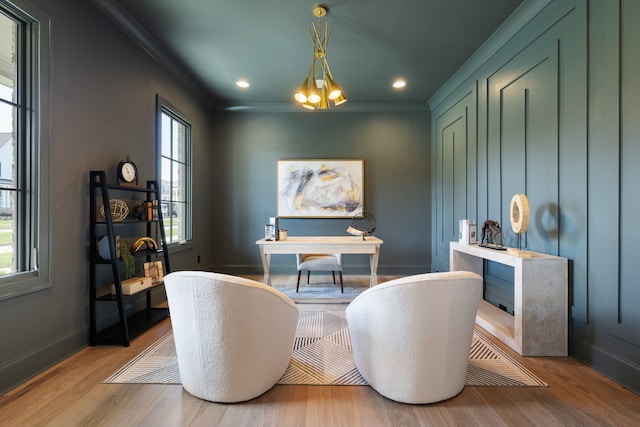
(1, 275, 639, 426)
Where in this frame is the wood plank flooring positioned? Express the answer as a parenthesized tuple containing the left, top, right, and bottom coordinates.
(1, 275, 639, 426)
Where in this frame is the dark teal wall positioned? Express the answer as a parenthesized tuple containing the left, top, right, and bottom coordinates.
(207, 110, 431, 276)
(0, 1, 432, 393)
(430, 0, 640, 394)
(0, 0, 216, 393)
(4, 0, 637, 399)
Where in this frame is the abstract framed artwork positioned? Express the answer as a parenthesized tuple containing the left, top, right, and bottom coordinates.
(277, 159, 364, 218)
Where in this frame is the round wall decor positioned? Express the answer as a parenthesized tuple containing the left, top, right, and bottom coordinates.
(510, 194, 530, 234)
(100, 199, 129, 222)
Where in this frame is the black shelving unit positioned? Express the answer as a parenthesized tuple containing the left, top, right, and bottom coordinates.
(89, 170, 171, 346)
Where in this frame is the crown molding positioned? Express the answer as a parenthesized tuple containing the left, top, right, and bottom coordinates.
(91, 0, 227, 110)
(428, 0, 553, 110)
(225, 102, 431, 114)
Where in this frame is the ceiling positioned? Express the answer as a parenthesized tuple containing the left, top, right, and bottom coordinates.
(95, 0, 525, 111)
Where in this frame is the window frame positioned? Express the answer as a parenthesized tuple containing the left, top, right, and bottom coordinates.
(0, 0, 50, 301)
(156, 95, 192, 250)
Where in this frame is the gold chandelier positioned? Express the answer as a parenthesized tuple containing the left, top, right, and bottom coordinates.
(294, 5, 347, 110)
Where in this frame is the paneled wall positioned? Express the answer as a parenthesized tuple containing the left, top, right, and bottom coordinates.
(432, 89, 476, 271)
(430, 0, 639, 393)
(586, 0, 640, 390)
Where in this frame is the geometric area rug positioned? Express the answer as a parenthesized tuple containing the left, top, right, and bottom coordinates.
(104, 310, 547, 387)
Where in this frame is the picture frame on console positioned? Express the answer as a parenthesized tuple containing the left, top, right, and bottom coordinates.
(276, 159, 363, 218)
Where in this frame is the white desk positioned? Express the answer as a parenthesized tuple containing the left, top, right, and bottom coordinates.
(450, 242, 568, 356)
(256, 236, 383, 287)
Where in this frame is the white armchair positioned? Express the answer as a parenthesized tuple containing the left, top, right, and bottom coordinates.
(346, 271, 482, 404)
(163, 271, 299, 403)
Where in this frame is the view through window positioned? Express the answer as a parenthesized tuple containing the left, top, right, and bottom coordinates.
(0, 0, 50, 300)
(158, 99, 192, 245)
(0, 7, 30, 277)
(0, 10, 18, 276)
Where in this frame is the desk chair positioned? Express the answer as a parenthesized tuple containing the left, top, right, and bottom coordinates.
(296, 254, 343, 293)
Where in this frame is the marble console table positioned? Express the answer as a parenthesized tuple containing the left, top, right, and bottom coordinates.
(450, 242, 568, 356)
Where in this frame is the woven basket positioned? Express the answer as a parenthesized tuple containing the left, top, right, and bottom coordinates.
(100, 199, 129, 222)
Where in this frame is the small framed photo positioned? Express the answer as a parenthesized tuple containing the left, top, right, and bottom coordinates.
(144, 261, 164, 283)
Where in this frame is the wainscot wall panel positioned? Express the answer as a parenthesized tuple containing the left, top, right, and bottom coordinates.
(618, 0, 640, 337)
(488, 40, 559, 253)
(432, 89, 477, 272)
(598, 0, 640, 374)
(430, 0, 639, 393)
(586, 0, 640, 393)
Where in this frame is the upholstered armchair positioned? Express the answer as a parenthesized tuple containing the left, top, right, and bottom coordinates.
(296, 253, 343, 292)
(163, 271, 299, 403)
(346, 271, 483, 404)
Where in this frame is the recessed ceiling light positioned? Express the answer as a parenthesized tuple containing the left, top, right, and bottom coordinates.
(392, 80, 407, 89)
(236, 80, 250, 88)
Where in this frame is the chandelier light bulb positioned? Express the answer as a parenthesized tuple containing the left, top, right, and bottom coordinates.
(325, 75, 342, 100)
(333, 93, 347, 105)
(294, 77, 309, 103)
(308, 93, 321, 104)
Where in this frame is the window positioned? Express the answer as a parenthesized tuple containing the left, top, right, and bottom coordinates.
(0, 0, 50, 300)
(157, 96, 192, 246)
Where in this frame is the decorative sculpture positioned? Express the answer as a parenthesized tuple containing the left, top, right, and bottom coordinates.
(510, 194, 530, 251)
(347, 213, 376, 240)
(480, 220, 505, 250)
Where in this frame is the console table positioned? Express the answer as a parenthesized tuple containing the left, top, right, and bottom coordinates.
(256, 236, 383, 287)
(450, 242, 568, 356)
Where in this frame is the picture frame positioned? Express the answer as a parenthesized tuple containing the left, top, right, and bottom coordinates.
(277, 159, 364, 218)
(143, 260, 164, 283)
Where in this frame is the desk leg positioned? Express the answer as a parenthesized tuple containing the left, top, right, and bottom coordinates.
(259, 247, 272, 286)
(369, 245, 380, 287)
